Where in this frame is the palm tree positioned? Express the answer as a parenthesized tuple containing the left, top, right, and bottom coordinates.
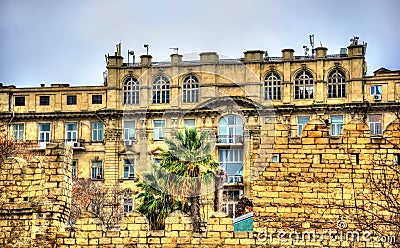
(161, 128, 219, 232)
(136, 169, 182, 230)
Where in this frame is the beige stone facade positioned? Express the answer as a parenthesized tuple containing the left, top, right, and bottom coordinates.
(1, 39, 400, 221)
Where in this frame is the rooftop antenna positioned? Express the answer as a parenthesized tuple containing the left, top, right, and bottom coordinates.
(302, 45, 309, 56)
(144, 44, 149, 55)
(169, 47, 179, 54)
(309, 34, 315, 56)
(350, 36, 359, 45)
(128, 50, 135, 64)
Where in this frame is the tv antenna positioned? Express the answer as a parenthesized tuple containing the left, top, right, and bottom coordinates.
(169, 47, 179, 54)
(302, 45, 310, 56)
(144, 44, 149, 55)
(350, 36, 359, 45)
(128, 50, 135, 64)
(309, 34, 315, 56)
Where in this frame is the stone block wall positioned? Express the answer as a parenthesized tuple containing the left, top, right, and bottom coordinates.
(253, 118, 400, 247)
(0, 143, 72, 247)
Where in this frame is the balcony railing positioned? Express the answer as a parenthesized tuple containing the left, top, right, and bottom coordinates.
(26, 139, 85, 149)
(224, 175, 243, 185)
(217, 135, 243, 144)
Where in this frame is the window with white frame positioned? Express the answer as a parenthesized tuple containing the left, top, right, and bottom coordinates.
(123, 77, 140, 104)
(123, 198, 134, 213)
(152, 76, 170, 104)
(124, 121, 135, 141)
(221, 189, 243, 218)
(91, 160, 103, 179)
(72, 161, 78, 178)
(264, 72, 281, 100)
(218, 115, 243, 144)
(327, 69, 346, 98)
(330, 115, 344, 136)
(369, 114, 383, 135)
(183, 119, 196, 130)
(92, 122, 104, 141)
(272, 154, 280, 163)
(370, 85, 382, 96)
(219, 149, 243, 177)
(294, 70, 314, 99)
(153, 120, 165, 140)
(182, 74, 199, 103)
(39, 123, 51, 148)
(124, 159, 135, 178)
(297, 116, 310, 136)
(13, 123, 25, 141)
(65, 122, 78, 145)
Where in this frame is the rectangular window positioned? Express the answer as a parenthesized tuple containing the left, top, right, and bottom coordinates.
(67, 95, 77, 105)
(13, 123, 25, 141)
(153, 120, 165, 140)
(221, 189, 243, 218)
(92, 122, 104, 141)
(92, 95, 102, 104)
(123, 198, 134, 213)
(272, 154, 280, 163)
(39, 96, 50, 106)
(331, 115, 344, 136)
(39, 123, 51, 148)
(219, 149, 243, 176)
(124, 121, 136, 141)
(91, 160, 103, 179)
(369, 114, 382, 135)
(370, 85, 382, 96)
(72, 161, 78, 178)
(65, 122, 78, 145)
(124, 159, 135, 178)
(15, 96, 25, 106)
(297, 116, 310, 137)
(183, 119, 196, 130)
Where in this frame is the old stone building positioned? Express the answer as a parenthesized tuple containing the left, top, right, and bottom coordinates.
(1, 38, 399, 220)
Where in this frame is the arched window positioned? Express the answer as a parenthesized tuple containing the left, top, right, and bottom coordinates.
(327, 69, 346, 98)
(123, 77, 140, 104)
(152, 76, 170, 104)
(182, 74, 199, 103)
(294, 70, 314, 99)
(264, 72, 281, 100)
(218, 115, 243, 144)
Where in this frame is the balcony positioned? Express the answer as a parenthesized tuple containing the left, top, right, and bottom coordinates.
(224, 175, 243, 186)
(26, 139, 85, 150)
(216, 135, 243, 145)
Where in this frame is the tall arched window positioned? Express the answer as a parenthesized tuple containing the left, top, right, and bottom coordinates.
(264, 72, 281, 100)
(152, 76, 170, 104)
(327, 69, 346, 98)
(123, 77, 140, 104)
(182, 74, 199, 103)
(218, 115, 243, 144)
(294, 70, 314, 99)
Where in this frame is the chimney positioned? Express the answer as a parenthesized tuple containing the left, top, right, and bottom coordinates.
(315, 47, 328, 59)
(200, 52, 219, 64)
(140, 55, 153, 66)
(282, 49, 295, 60)
(171, 54, 183, 65)
(243, 50, 264, 62)
(347, 44, 364, 57)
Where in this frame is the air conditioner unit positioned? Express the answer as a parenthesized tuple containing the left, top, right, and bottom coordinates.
(96, 174, 102, 179)
(373, 94, 382, 101)
(129, 173, 135, 178)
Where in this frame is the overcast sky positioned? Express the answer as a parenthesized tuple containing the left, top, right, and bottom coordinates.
(1, 0, 399, 87)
